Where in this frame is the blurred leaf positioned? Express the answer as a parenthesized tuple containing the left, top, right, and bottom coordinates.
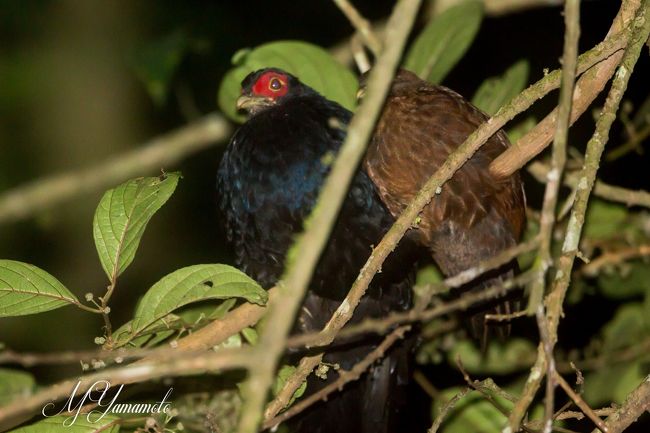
(583, 199, 627, 240)
(449, 338, 535, 375)
(8, 415, 120, 433)
(129, 264, 266, 338)
(433, 388, 508, 433)
(218, 41, 357, 123)
(132, 31, 189, 106)
(0, 368, 35, 405)
(273, 365, 307, 406)
(584, 361, 644, 406)
(416, 265, 443, 285)
(0, 260, 79, 317)
(598, 262, 650, 299)
(601, 303, 647, 351)
(404, 1, 483, 84)
(632, 92, 650, 127)
(93, 172, 180, 281)
(472, 60, 529, 115)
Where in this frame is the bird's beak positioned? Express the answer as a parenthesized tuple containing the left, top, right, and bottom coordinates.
(356, 87, 366, 102)
(236, 95, 274, 112)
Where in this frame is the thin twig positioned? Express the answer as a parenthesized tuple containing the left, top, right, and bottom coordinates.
(555, 372, 608, 433)
(527, 161, 650, 209)
(332, 0, 382, 55)
(428, 387, 471, 433)
(593, 375, 650, 433)
(261, 326, 409, 430)
(527, 0, 580, 314)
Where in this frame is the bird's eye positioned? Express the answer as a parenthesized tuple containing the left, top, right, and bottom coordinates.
(269, 77, 283, 91)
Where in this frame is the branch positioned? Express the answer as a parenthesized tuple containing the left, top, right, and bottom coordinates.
(527, 0, 580, 314)
(0, 113, 231, 225)
(0, 346, 253, 432)
(332, 0, 382, 55)
(489, 0, 641, 179)
(593, 375, 650, 433)
(236, 1, 424, 431)
(262, 326, 410, 430)
(527, 161, 650, 209)
(507, 2, 650, 430)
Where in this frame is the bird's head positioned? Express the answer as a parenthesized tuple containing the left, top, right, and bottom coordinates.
(237, 68, 312, 116)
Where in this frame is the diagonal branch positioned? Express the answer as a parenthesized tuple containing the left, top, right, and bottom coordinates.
(235, 1, 424, 432)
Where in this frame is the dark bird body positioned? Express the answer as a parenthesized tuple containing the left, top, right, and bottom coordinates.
(217, 69, 420, 433)
(216, 68, 525, 432)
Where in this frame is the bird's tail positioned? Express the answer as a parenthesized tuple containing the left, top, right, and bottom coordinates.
(462, 261, 523, 347)
(289, 337, 413, 433)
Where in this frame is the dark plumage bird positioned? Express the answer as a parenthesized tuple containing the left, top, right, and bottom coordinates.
(216, 67, 525, 432)
(361, 69, 526, 337)
(217, 68, 420, 433)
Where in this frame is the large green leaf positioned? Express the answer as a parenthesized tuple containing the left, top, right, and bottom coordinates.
(129, 264, 266, 338)
(218, 40, 358, 123)
(93, 172, 180, 281)
(403, 1, 483, 84)
(0, 368, 35, 405)
(583, 199, 628, 241)
(472, 60, 529, 115)
(8, 415, 120, 433)
(584, 361, 645, 406)
(0, 260, 79, 317)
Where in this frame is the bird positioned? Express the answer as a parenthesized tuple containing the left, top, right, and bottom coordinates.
(360, 69, 526, 338)
(216, 68, 422, 433)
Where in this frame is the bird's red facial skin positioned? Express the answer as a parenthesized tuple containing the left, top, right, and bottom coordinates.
(250, 72, 289, 99)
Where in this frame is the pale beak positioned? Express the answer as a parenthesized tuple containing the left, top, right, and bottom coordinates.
(356, 87, 367, 102)
(236, 95, 274, 111)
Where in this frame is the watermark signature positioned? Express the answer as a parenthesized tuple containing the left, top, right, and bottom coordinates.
(42, 381, 173, 426)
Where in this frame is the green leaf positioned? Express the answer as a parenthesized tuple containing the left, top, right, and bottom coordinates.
(8, 415, 120, 433)
(403, 1, 483, 84)
(584, 199, 628, 240)
(433, 388, 508, 433)
(218, 41, 358, 122)
(472, 60, 529, 115)
(131, 31, 189, 106)
(129, 264, 266, 338)
(448, 338, 536, 375)
(598, 262, 650, 299)
(601, 303, 646, 351)
(273, 365, 307, 406)
(584, 361, 645, 406)
(0, 260, 80, 317)
(0, 368, 35, 405)
(93, 172, 180, 281)
(506, 116, 537, 143)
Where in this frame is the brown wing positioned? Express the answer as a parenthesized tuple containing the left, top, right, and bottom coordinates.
(364, 69, 525, 276)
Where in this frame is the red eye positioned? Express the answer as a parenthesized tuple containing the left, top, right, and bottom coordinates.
(269, 77, 283, 91)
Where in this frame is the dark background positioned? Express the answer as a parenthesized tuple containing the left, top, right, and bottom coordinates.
(0, 0, 648, 431)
